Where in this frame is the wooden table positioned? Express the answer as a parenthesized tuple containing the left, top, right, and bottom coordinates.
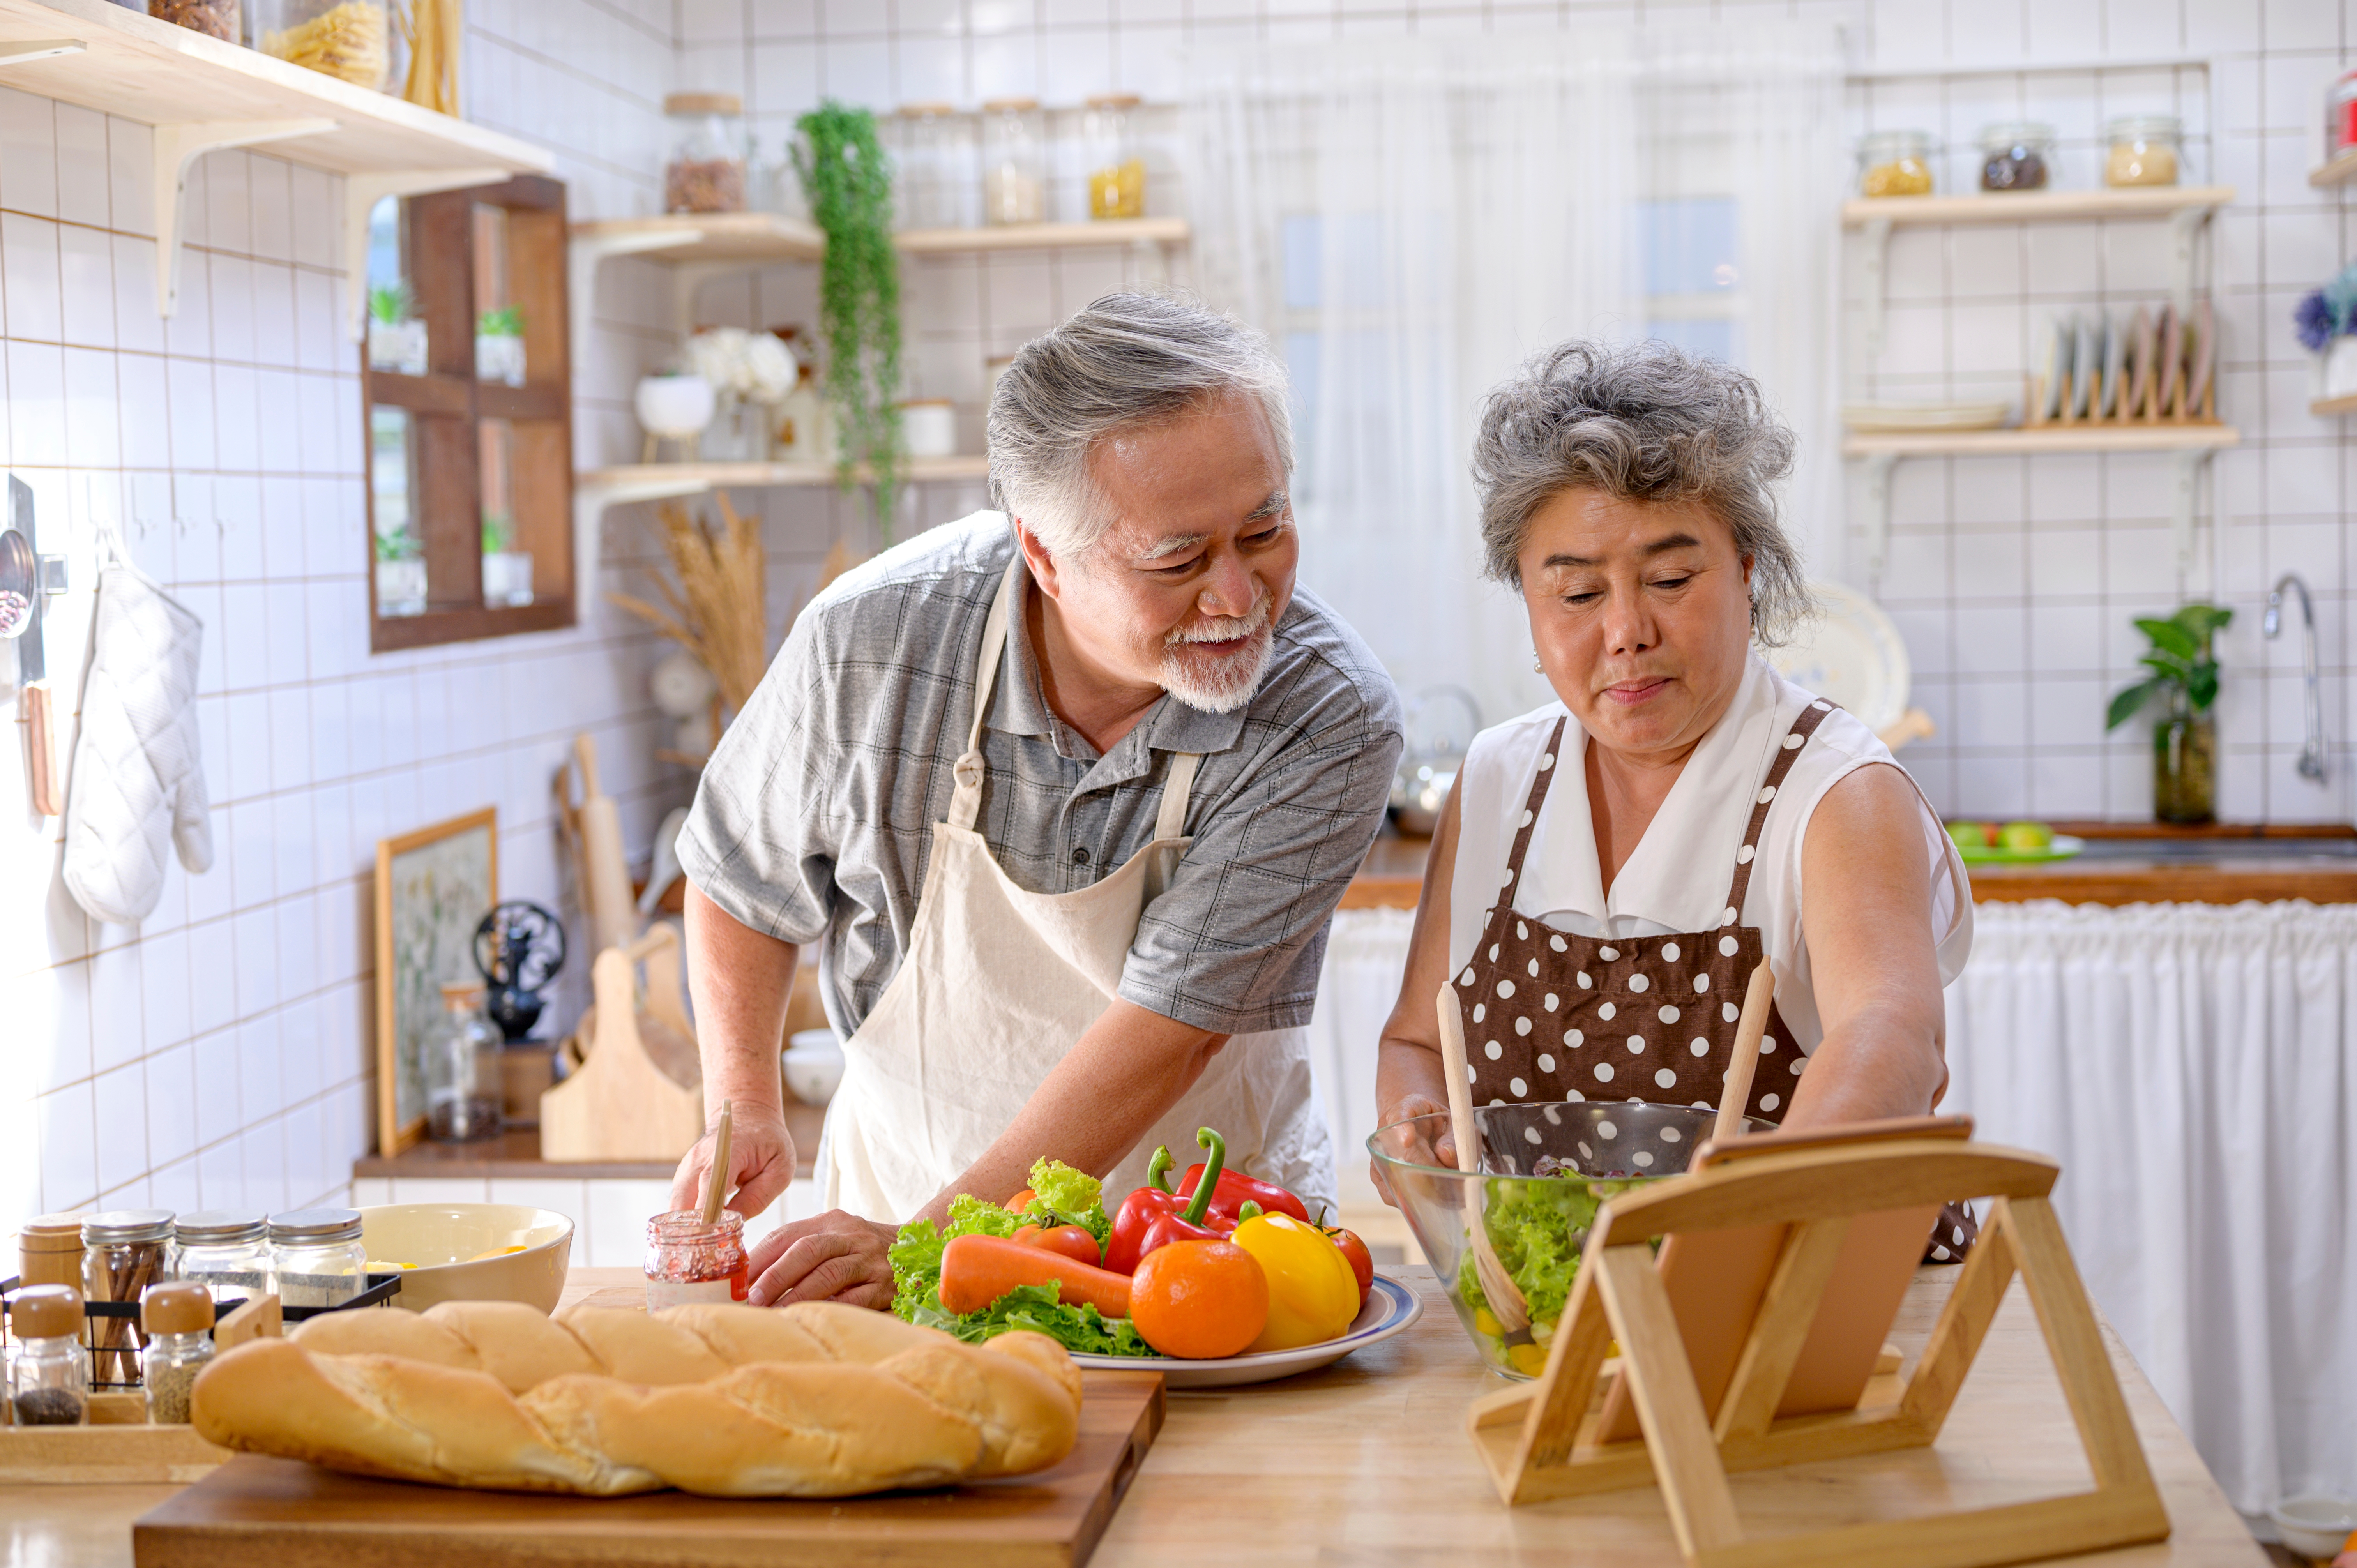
(0, 1267, 2264, 1568)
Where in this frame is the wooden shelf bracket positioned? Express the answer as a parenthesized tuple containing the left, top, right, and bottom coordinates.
(2170, 446, 2215, 589)
(570, 468, 716, 618)
(567, 225, 704, 391)
(0, 37, 84, 65)
(154, 119, 336, 315)
(341, 167, 519, 340)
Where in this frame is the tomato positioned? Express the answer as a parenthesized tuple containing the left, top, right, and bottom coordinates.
(1323, 1225, 1374, 1308)
(1018, 1224, 1102, 1268)
(1004, 1187, 1037, 1214)
(1130, 1240, 1269, 1359)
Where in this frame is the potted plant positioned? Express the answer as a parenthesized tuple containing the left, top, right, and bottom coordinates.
(634, 369, 716, 463)
(2294, 265, 2357, 399)
(481, 512, 533, 608)
(475, 305, 527, 387)
(2106, 603, 2232, 824)
(793, 101, 904, 537)
(374, 523, 426, 617)
(367, 281, 427, 376)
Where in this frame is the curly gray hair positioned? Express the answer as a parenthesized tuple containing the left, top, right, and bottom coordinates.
(1470, 340, 1811, 645)
(988, 292, 1293, 560)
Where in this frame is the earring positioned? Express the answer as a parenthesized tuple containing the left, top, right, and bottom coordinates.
(1532, 650, 1543, 673)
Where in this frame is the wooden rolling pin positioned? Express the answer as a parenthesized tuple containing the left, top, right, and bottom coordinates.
(574, 733, 636, 958)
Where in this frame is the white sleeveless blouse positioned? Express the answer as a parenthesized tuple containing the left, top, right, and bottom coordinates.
(1448, 655, 1972, 1056)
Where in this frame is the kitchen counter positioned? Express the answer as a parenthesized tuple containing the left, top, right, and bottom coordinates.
(0, 1266, 2264, 1567)
(1343, 821, 2357, 909)
(350, 1107, 828, 1181)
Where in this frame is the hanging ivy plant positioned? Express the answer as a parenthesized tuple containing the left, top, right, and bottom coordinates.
(793, 101, 904, 537)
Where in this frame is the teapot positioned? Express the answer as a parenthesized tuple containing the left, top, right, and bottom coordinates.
(1389, 685, 1482, 837)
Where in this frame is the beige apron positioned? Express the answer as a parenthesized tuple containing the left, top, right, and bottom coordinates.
(818, 556, 1336, 1223)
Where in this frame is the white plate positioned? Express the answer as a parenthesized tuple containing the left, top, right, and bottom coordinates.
(1841, 401, 2009, 432)
(1069, 1273, 1423, 1389)
(1765, 581, 1911, 735)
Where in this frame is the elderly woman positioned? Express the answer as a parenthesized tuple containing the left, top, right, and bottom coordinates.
(1375, 341, 1973, 1220)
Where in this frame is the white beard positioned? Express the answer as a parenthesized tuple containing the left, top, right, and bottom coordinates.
(1160, 594, 1275, 714)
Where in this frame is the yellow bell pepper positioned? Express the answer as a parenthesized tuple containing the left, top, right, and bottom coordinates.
(1231, 1212, 1359, 1353)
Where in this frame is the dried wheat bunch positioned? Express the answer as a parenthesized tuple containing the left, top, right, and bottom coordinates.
(607, 493, 770, 715)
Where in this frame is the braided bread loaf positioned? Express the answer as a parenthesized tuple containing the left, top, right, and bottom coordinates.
(188, 1300, 1083, 1498)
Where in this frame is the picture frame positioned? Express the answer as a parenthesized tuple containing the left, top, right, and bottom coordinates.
(373, 807, 498, 1155)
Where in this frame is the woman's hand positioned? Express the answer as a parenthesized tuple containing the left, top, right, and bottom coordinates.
(746, 1212, 898, 1310)
(668, 1100, 798, 1220)
(1369, 1092, 1453, 1206)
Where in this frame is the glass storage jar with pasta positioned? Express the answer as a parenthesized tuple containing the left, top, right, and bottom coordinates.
(251, 0, 391, 90)
(2104, 115, 2182, 187)
(981, 98, 1046, 225)
(1857, 130, 1935, 197)
(1083, 94, 1145, 219)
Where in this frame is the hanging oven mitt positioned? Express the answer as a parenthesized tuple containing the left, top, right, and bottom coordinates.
(62, 554, 211, 925)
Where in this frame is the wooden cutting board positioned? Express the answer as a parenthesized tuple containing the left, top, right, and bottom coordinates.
(131, 1369, 1163, 1568)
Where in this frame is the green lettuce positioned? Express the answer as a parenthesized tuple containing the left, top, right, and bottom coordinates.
(887, 1195, 1021, 1318)
(1017, 1158, 1112, 1245)
(1466, 1174, 1657, 1326)
(905, 1282, 1155, 1357)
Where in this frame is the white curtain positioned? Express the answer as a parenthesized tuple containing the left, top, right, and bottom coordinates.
(1184, 24, 1846, 730)
(1945, 900, 2357, 1518)
(1306, 907, 1416, 1208)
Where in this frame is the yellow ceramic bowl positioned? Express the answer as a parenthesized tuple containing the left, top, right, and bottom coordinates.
(355, 1204, 575, 1314)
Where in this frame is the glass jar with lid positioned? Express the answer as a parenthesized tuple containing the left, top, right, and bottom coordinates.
(143, 0, 241, 41)
(895, 102, 969, 231)
(173, 1211, 275, 1303)
(665, 92, 748, 214)
(1857, 130, 1935, 198)
(7, 1285, 88, 1427)
(250, 0, 392, 90)
(1977, 122, 2053, 191)
(2330, 69, 2357, 160)
(644, 1210, 750, 1310)
(2104, 115, 2182, 187)
(83, 1210, 173, 1387)
(981, 98, 1047, 226)
(427, 982, 506, 1143)
(140, 1283, 216, 1426)
(1083, 94, 1145, 219)
(270, 1208, 368, 1309)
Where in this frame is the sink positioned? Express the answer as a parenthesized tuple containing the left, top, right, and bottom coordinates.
(2069, 837, 2357, 862)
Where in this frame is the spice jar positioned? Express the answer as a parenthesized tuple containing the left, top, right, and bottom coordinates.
(426, 982, 505, 1143)
(895, 102, 968, 230)
(665, 93, 747, 214)
(981, 98, 1046, 226)
(1977, 122, 2053, 191)
(82, 1211, 172, 1387)
(6, 1286, 87, 1427)
(142, 0, 241, 40)
(1857, 130, 1935, 198)
(644, 1211, 750, 1311)
(173, 1211, 274, 1303)
(269, 1209, 368, 1309)
(251, 0, 391, 90)
(1083, 94, 1145, 220)
(17, 1215, 84, 1294)
(2104, 115, 2182, 187)
(140, 1284, 215, 1426)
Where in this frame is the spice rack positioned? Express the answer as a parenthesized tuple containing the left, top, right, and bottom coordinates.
(0, 0, 552, 334)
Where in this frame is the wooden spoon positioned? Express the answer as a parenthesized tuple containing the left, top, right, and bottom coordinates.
(1712, 957, 1777, 1150)
(1435, 983, 1533, 1339)
(699, 1102, 734, 1225)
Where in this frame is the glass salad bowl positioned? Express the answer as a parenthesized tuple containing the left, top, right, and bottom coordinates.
(1368, 1102, 1774, 1379)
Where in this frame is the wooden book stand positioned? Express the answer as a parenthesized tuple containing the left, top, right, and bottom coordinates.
(1466, 1131, 2170, 1568)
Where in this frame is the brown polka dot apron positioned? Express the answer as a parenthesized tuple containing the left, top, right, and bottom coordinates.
(1458, 699, 1978, 1263)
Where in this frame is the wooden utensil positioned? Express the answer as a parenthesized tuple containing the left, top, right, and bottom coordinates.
(1435, 983, 1532, 1338)
(700, 1103, 733, 1225)
(573, 734, 636, 958)
(1714, 957, 1776, 1148)
(539, 925, 705, 1162)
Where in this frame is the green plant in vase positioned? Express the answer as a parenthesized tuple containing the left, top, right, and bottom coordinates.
(793, 100, 903, 539)
(369, 281, 416, 326)
(2106, 603, 2233, 824)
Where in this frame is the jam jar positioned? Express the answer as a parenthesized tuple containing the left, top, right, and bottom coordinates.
(644, 1211, 750, 1310)
(1977, 122, 2053, 191)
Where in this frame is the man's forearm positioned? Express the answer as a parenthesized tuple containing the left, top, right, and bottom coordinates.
(917, 998, 1228, 1224)
(684, 883, 799, 1117)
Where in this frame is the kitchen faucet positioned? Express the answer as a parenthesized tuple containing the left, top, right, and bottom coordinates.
(2263, 572, 2328, 784)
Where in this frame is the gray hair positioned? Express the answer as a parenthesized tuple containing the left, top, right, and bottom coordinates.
(1470, 340, 1811, 645)
(987, 292, 1293, 558)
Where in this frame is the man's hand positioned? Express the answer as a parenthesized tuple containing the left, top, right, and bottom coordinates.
(746, 1211, 898, 1309)
(669, 1100, 799, 1220)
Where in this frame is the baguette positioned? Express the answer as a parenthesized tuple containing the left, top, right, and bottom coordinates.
(191, 1300, 1083, 1497)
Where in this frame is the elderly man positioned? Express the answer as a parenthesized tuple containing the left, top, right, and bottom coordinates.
(670, 293, 1403, 1309)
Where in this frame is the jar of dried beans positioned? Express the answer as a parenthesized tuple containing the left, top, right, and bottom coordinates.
(644, 1210, 750, 1310)
(665, 94, 748, 214)
(143, 0, 241, 42)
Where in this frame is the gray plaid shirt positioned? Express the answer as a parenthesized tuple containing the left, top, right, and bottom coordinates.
(678, 513, 1403, 1040)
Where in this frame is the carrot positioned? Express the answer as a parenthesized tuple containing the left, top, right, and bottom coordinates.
(939, 1234, 1133, 1318)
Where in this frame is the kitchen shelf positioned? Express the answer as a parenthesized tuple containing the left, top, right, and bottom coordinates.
(1848, 185, 2232, 358)
(894, 216, 1190, 254)
(1845, 425, 2240, 585)
(572, 212, 825, 265)
(0, 0, 552, 329)
(1840, 186, 2234, 228)
(2310, 147, 2357, 188)
(2311, 392, 2357, 416)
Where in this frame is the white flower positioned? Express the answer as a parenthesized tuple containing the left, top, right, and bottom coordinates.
(684, 327, 794, 401)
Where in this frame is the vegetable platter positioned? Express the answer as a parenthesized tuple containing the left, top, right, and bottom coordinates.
(889, 1128, 1415, 1388)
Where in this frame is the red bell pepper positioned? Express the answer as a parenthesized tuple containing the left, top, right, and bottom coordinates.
(1134, 1129, 1238, 1260)
(1103, 1145, 1187, 1275)
(1175, 1147, 1310, 1224)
